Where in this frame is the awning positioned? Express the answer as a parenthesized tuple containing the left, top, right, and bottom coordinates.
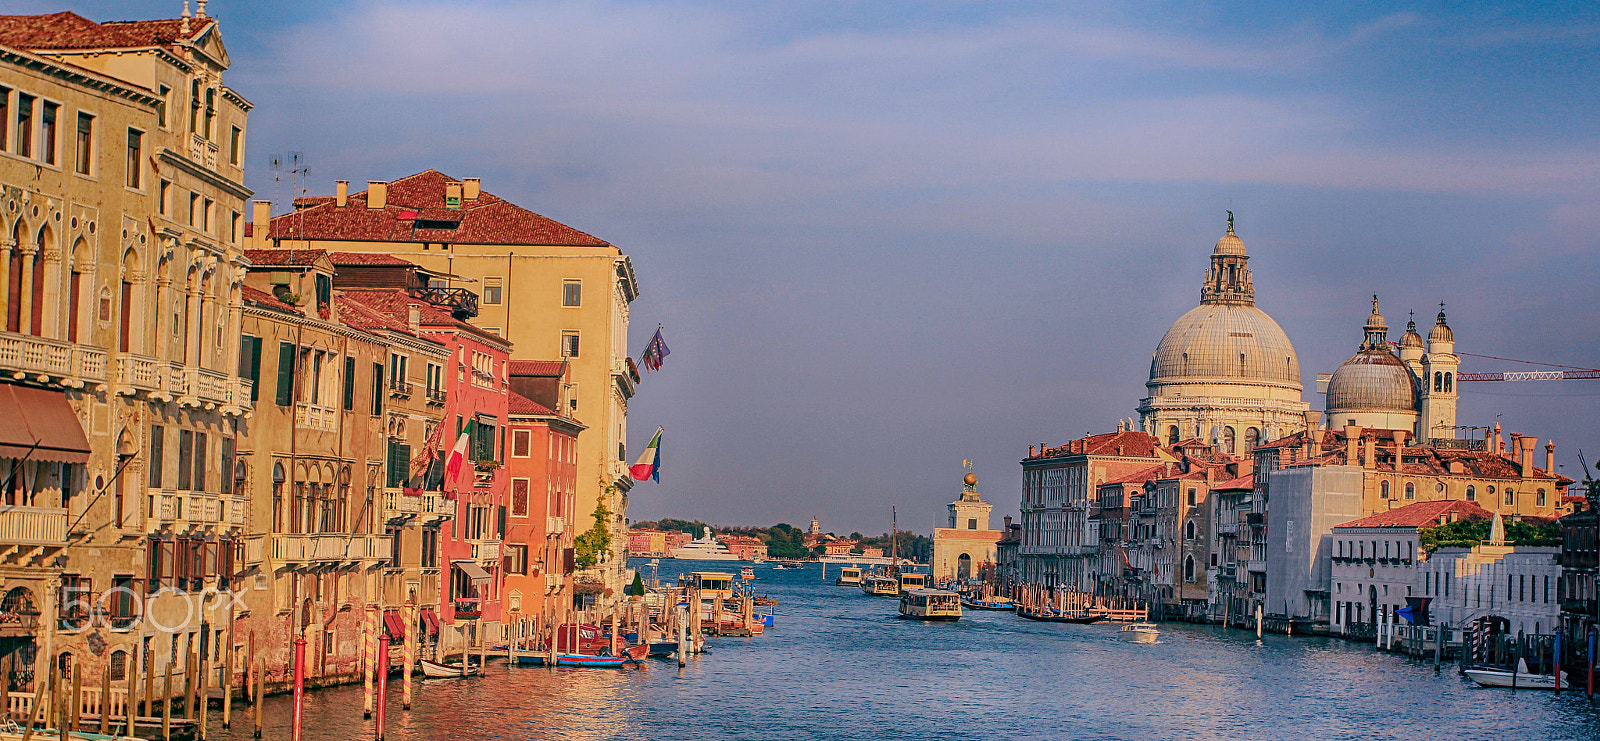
(0, 385, 90, 463)
(421, 609, 440, 636)
(382, 610, 406, 640)
(454, 560, 491, 584)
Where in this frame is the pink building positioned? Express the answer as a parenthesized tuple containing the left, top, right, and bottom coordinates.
(721, 535, 768, 561)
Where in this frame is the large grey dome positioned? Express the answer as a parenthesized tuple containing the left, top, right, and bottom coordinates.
(1326, 349, 1417, 413)
(1150, 303, 1302, 387)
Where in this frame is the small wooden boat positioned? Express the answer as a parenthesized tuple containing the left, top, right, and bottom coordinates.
(898, 588, 962, 621)
(1119, 622, 1160, 643)
(1016, 607, 1105, 624)
(419, 658, 480, 678)
(519, 644, 647, 667)
(835, 566, 863, 586)
(961, 596, 1016, 611)
(1464, 659, 1569, 689)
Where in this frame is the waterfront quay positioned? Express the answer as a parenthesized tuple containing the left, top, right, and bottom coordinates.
(204, 559, 1600, 741)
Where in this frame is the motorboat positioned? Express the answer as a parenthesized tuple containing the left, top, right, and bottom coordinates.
(898, 588, 963, 621)
(898, 573, 928, 591)
(961, 596, 1016, 611)
(1464, 659, 1569, 689)
(860, 574, 900, 597)
(1119, 622, 1160, 643)
(671, 527, 744, 561)
(419, 658, 480, 678)
(835, 567, 863, 586)
(518, 644, 646, 667)
(741, 566, 755, 580)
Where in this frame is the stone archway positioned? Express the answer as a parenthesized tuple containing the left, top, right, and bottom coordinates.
(957, 553, 972, 580)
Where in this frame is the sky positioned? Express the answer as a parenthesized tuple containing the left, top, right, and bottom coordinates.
(33, 1, 1600, 535)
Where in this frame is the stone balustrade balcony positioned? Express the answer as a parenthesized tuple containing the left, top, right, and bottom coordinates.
(383, 488, 422, 524)
(295, 403, 338, 432)
(421, 493, 455, 524)
(471, 540, 501, 563)
(270, 533, 388, 565)
(144, 489, 246, 535)
(0, 331, 107, 386)
(0, 506, 68, 559)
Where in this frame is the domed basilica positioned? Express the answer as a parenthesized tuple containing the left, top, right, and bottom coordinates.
(1139, 215, 1460, 447)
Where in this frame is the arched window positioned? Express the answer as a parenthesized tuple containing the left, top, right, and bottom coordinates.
(6, 219, 26, 332)
(1244, 427, 1260, 452)
(1404, 482, 1415, 500)
(1184, 555, 1195, 582)
(957, 553, 972, 579)
(1444, 372, 1453, 392)
(1537, 489, 1547, 507)
(1222, 426, 1236, 454)
(1380, 481, 1390, 499)
(28, 225, 48, 337)
(1504, 489, 1515, 506)
(1185, 520, 1195, 540)
(109, 650, 128, 681)
(271, 463, 285, 533)
(1167, 426, 1179, 445)
(1434, 371, 1443, 392)
(1466, 485, 1476, 501)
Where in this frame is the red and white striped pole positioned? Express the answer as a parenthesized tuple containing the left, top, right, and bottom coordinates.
(291, 634, 307, 741)
(375, 634, 389, 740)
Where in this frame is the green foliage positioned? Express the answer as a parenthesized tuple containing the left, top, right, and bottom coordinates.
(626, 571, 646, 597)
(1418, 517, 1561, 553)
(574, 502, 613, 569)
(857, 531, 933, 562)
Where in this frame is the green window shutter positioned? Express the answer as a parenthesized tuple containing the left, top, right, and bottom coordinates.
(497, 505, 507, 539)
(148, 425, 165, 488)
(342, 356, 356, 411)
(249, 337, 263, 401)
(275, 342, 296, 407)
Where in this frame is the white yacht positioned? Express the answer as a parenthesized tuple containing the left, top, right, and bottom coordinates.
(671, 527, 744, 561)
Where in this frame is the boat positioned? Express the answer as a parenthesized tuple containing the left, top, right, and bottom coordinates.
(420, 658, 480, 678)
(898, 588, 963, 621)
(519, 644, 646, 667)
(835, 566, 863, 586)
(898, 573, 927, 591)
(672, 527, 745, 561)
(1119, 622, 1160, 643)
(683, 571, 736, 599)
(961, 596, 1016, 611)
(860, 574, 900, 597)
(741, 566, 755, 580)
(1016, 607, 1106, 624)
(1464, 659, 1569, 689)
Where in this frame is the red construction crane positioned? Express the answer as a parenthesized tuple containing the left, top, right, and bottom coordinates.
(1456, 352, 1600, 382)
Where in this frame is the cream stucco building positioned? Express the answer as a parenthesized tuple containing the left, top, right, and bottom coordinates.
(1138, 215, 1310, 452)
(932, 472, 1002, 582)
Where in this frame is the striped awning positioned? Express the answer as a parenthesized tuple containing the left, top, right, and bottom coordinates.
(0, 385, 90, 463)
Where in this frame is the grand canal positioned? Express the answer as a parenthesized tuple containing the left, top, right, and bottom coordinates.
(213, 559, 1600, 740)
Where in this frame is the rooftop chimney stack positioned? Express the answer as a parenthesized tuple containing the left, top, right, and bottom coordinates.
(250, 201, 271, 246)
(1519, 436, 1537, 477)
(1546, 441, 1556, 473)
(407, 306, 421, 334)
(463, 177, 481, 200)
(1345, 425, 1360, 463)
(445, 182, 463, 209)
(335, 180, 348, 207)
(367, 181, 388, 209)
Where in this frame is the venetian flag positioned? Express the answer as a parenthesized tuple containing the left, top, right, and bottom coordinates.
(630, 428, 663, 482)
(445, 419, 475, 480)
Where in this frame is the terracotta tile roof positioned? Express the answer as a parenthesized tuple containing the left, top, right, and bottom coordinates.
(1102, 464, 1168, 486)
(509, 360, 566, 377)
(245, 249, 328, 267)
(0, 12, 208, 52)
(1035, 430, 1164, 460)
(240, 285, 301, 315)
(328, 252, 415, 266)
(338, 289, 507, 347)
(1212, 473, 1254, 491)
(1334, 500, 1492, 529)
(507, 392, 555, 416)
(1257, 429, 1572, 485)
(334, 294, 414, 336)
(265, 170, 611, 247)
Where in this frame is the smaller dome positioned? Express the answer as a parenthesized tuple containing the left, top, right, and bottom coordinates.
(1326, 350, 1417, 413)
(1214, 230, 1246, 256)
(1400, 319, 1423, 349)
(1429, 308, 1454, 343)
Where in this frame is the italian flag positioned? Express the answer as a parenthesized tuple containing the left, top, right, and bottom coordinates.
(630, 428, 663, 482)
(445, 419, 475, 480)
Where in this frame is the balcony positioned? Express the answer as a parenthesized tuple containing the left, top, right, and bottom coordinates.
(1216, 523, 1238, 536)
(295, 403, 338, 432)
(383, 488, 422, 524)
(410, 286, 478, 320)
(117, 353, 161, 392)
(1246, 559, 1268, 573)
(0, 506, 68, 558)
(176, 365, 232, 407)
(452, 599, 482, 619)
(546, 516, 565, 536)
(421, 493, 455, 524)
(270, 533, 387, 565)
(0, 331, 107, 386)
(471, 540, 501, 563)
(425, 386, 446, 406)
(611, 359, 636, 399)
(389, 381, 414, 399)
(145, 489, 240, 535)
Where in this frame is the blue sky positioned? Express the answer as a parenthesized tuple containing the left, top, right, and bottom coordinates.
(37, 1, 1600, 533)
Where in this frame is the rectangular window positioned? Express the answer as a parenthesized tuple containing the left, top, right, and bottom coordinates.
(156, 84, 169, 128)
(472, 419, 498, 462)
(562, 280, 581, 307)
(238, 335, 262, 401)
(40, 101, 57, 165)
(229, 125, 242, 165)
(0, 87, 8, 150)
(371, 362, 384, 416)
(505, 544, 528, 575)
(512, 429, 532, 458)
(158, 180, 170, 215)
(387, 440, 411, 488)
(230, 211, 240, 244)
(16, 93, 34, 157)
(511, 478, 530, 517)
(482, 277, 502, 305)
(561, 331, 579, 358)
(192, 432, 207, 492)
(148, 425, 165, 488)
(189, 193, 200, 227)
(177, 430, 193, 491)
(421, 528, 438, 569)
(220, 437, 235, 496)
(203, 198, 214, 233)
(75, 112, 93, 175)
(125, 128, 142, 188)
(275, 341, 296, 406)
(343, 356, 356, 410)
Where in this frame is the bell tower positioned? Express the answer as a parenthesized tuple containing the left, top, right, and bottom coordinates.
(1420, 304, 1459, 441)
(948, 471, 993, 531)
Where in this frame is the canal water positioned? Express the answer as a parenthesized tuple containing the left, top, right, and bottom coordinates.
(213, 559, 1600, 740)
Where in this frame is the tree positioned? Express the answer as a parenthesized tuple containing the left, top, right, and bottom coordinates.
(575, 502, 613, 569)
(627, 571, 646, 597)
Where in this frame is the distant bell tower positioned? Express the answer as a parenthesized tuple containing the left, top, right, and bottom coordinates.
(1419, 305, 1459, 441)
(948, 471, 993, 531)
(808, 517, 820, 537)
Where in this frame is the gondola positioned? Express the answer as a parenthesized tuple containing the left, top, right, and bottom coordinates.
(419, 658, 480, 678)
(1015, 607, 1105, 624)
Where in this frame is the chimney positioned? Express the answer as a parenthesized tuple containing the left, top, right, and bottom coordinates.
(1363, 436, 1375, 470)
(1546, 441, 1556, 473)
(1003, 515, 1012, 530)
(463, 177, 481, 200)
(367, 181, 388, 209)
(407, 306, 421, 334)
(1491, 423, 1502, 454)
(250, 201, 271, 245)
(1029, 445, 1035, 457)
(1519, 437, 1537, 477)
(1344, 425, 1360, 463)
(335, 180, 349, 207)
(1304, 410, 1321, 434)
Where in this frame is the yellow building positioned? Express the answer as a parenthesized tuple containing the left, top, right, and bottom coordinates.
(245, 171, 640, 597)
(932, 472, 1002, 582)
(0, 7, 252, 708)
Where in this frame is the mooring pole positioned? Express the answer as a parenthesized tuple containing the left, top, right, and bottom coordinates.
(291, 634, 306, 741)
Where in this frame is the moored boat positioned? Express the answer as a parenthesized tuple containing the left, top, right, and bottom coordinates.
(898, 588, 962, 621)
(1464, 659, 1568, 689)
(961, 596, 1016, 611)
(673, 527, 745, 561)
(1119, 622, 1160, 643)
(420, 658, 480, 678)
(1016, 607, 1106, 624)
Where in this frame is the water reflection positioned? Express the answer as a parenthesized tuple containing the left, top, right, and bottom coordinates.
(211, 560, 1600, 740)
